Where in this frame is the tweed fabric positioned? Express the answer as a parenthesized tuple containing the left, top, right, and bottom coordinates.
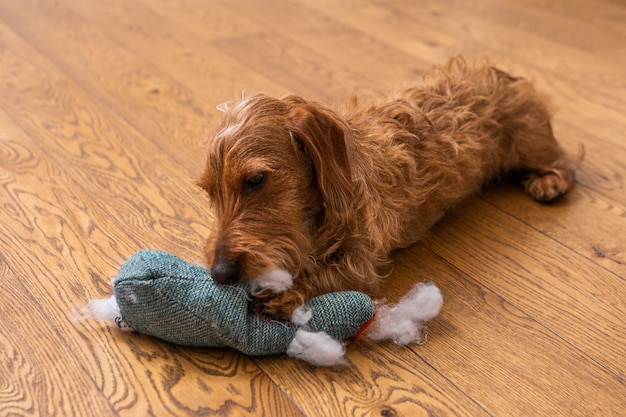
(114, 250, 375, 355)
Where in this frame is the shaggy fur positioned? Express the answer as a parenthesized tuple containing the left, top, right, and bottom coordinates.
(197, 57, 576, 319)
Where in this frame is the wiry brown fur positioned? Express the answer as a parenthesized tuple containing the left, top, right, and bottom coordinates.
(197, 57, 576, 319)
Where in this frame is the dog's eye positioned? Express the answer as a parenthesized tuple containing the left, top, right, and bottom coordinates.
(244, 172, 266, 191)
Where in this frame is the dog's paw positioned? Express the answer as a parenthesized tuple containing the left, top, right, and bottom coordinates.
(524, 168, 571, 203)
(250, 268, 293, 295)
(251, 288, 305, 321)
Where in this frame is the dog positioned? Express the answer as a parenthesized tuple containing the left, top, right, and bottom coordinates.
(196, 57, 576, 319)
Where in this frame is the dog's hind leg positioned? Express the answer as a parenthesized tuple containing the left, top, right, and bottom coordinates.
(511, 122, 576, 203)
(496, 75, 577, 203)
(523, 165, 575, 203)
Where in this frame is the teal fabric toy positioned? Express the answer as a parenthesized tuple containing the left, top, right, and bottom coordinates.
(80, 250, 443, 366)
(82, 250, 375, 366)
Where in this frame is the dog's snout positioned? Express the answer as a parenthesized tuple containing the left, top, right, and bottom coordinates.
(211, 259, 242, 284)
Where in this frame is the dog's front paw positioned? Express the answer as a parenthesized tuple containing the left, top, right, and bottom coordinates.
(250, 268, 293, 294)
(251, 289, 305, 321)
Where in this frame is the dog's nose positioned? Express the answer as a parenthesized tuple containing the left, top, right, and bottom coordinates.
(210, 260, 241, 284)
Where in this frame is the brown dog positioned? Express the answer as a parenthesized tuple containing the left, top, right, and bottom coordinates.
(197, 57, 575, 319)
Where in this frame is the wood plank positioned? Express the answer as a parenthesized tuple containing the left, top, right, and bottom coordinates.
(293, 0, 465, 67)
(0, 30, 209, 251)
(482, 182, 626, 277)
(0, 24, 302, 416)
(419, 198, 626, 379)
(362, 0, 626, 82)
(212, 31, 373, 102)
(427, 0, 626, 60)
(0, 0, 213, 168)
(524, 0, 626, 36)
(140, 0, 267, 42)
(0, 112, 140, 415)
(216, 0, 430, 87)
(394, 246, 626, 416)
(64, 0, 287, 102)
(0, 267, 117, 417)
(256, 338, 493, 417)
(0, 114, 301, 416)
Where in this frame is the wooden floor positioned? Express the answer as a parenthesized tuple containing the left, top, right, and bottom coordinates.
(0, 0, 624, 416)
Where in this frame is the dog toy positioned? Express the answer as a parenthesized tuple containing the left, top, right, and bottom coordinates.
(79, 250, 443, 366)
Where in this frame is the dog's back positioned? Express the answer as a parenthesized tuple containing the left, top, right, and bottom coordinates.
(341, 57, 574, 249)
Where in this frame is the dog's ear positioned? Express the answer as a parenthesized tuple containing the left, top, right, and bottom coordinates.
(285, 102, 353, 220)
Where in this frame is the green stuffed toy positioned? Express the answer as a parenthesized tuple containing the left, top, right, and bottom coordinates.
(79, 250, 443, 366)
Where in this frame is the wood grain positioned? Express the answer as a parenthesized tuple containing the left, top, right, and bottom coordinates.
(481, 183, 626, 277)
(0, 15, 300, 416)
(0, 110, 299, 415)
(419, 197, 626, 373)
(0, 270, 117, 416)
(408, 247, 625, 416)
(0, 0, 624, 416)
(256, 338, 493, 417)
(65, 0, 287, 105)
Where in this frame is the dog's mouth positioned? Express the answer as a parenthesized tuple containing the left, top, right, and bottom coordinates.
(208, 249, 293, 286)
(210, 258, 294, 293)
(204, 225, 310, 286)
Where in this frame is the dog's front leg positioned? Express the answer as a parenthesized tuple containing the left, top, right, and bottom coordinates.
(249, 268, 306, 320)
(250, 287, 306, 320)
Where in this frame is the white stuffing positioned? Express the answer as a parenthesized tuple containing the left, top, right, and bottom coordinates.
(72, 295, 133, 331)
(290, 305, 313, 326)
(73, 295, 119, 323)
(250, 268, 293, 295)
(288, 305, 350, 366)
(366, 282, 443, 345)
(287, 329, 348, 367)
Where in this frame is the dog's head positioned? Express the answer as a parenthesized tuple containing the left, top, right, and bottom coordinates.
(197, 93, 353, 284)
